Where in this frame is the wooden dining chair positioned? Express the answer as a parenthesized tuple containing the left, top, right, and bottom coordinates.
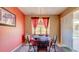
(49, 35, 57, 52)
(28, 35, 38, 52)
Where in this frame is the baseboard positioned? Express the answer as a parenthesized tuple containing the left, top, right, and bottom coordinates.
(61, 44, 73, 50)
(61, 44, 67, 47)
(61, 44, 78, 52)
(57, 44, 62, 47)
(11, 44, 22, 52)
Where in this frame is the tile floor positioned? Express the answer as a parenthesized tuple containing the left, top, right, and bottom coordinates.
(14, 44, 73, 52)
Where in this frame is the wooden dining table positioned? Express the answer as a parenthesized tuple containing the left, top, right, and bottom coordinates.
(30, 36, 50, 51)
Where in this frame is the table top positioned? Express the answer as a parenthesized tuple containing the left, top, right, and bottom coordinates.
(32, 35, 51, 41)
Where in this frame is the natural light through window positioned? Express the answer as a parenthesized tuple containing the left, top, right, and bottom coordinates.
(32, 18, 50, 34)
(73, 11, 79, 38)
(73, 11, 79, 51)
(73, 19, 79, 37)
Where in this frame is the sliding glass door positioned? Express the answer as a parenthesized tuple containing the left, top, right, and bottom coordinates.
(73, 10, 79, 51)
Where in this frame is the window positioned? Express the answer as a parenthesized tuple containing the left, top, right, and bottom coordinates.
(73, 19, 79, 38)
(73, 12, 79, 51)
(73, 11, 79, 38)
(32, 18, 50, 34)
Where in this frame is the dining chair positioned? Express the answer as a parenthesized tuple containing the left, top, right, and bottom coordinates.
(49, 35, 57, 52)
(28, 35, 38, 52)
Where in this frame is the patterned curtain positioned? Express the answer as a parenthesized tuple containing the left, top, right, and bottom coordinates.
(31, 17, 39, 34)
(42, 17, 49, 34)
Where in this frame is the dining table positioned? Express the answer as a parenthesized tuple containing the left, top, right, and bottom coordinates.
(30, 35, 51, 51)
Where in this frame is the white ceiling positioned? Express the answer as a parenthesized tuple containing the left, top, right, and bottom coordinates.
(18, 7, 67, 15)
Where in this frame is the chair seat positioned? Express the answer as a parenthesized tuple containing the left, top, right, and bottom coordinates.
(30, 40, 39, 46)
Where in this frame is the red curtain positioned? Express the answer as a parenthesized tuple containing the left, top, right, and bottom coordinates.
(42, 17, 49, 28)
(31, 17, 39, 34)
(42, 17, 49, 34)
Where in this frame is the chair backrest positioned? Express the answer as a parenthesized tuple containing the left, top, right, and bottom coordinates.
(53, 35, 57, 43)
(26, 35, 31, 43)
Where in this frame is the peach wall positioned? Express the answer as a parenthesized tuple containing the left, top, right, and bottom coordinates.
(0, 7, 25, 52)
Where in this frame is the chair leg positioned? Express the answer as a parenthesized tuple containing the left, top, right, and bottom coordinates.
(48, 47, 50, 52)
(53, 45, 56, 52)
(28, 45, 32, 52)
(33, 46, 36, 52)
